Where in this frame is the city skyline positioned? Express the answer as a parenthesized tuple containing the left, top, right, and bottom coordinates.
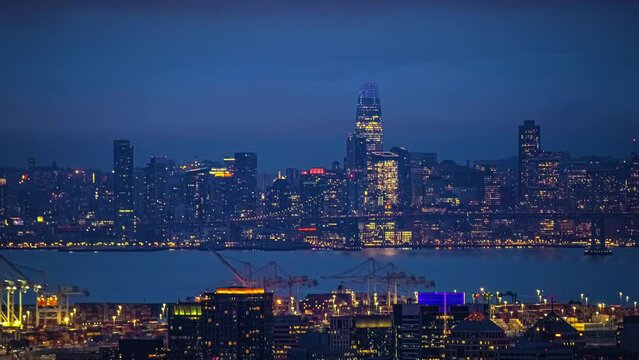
(2, 1, 639, 170)
(2, 90, 638, 174)
(1, 1, 639, 358)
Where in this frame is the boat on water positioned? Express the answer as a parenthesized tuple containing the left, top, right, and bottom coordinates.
(584, 246, 613, 256)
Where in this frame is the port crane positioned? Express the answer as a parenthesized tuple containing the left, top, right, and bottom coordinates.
(0, 255, 88, 332)
(211, 250, 318, 314)
(321, 257, 435, 309)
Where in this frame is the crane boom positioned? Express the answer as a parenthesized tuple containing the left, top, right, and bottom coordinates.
(211, 250, 252, 287)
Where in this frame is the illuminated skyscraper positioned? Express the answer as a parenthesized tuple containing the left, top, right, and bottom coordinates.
(351, 315, 394, 360)
(168, 303, 203, 360)
(0, 177, 6, 217)
(628, 151, 639, 213)
(526, 151, 564, 212)
(143, 156, 170, 224)
(368, 152, 399, 213)
(518, 120, 541, 204)
(200, 288, 273, 360)
(113, 140, 135, 240)
(355, 83, 383, 155)
(114, 140, 134, 208)
(389, 147, 412, 212)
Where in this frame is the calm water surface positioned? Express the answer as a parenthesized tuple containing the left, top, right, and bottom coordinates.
(0, 248, 636, 305)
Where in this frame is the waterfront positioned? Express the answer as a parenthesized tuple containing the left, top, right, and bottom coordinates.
(0, 248, 635, 305)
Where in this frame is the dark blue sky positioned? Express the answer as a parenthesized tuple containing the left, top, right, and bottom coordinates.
(1, 0, 638, 171)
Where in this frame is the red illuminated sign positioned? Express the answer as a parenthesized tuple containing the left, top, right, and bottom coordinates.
(298, 227, 317, 232)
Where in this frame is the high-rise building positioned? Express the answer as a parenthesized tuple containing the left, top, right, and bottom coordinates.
(393, 304, 445, 360)
(300, 168, 326, 219)
(233, 152, 258, 216)
(329, 316, 354, 350)
(168, 303, 203, 360)
(114, 140, 134, 208)
(273, 315, 310, 360)
(351, 315, 394, 360)
(409, 152, 437, 209)
(475, 163, 502, 211)
(368, 152, 399, 214)
(389, 147, 412, 213)
(200, 287, 273, 360)
(345, 135, 368, 215)
(182, 166, 211, 223)
(209, 165, 235, 221)
(518, 120, 541, 204)
(628, 151, 639, 213)
(526, 151, 564, 212)
(0, 177, 6, 217)
(113, 140, 135, 240)
(144, 156, 170, 224)
(355, 83, 383, 155)
(346, 133, 367, 171)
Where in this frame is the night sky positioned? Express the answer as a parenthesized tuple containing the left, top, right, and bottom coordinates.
(1, 0, 638, 172)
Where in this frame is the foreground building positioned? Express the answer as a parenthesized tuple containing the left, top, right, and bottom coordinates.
(200, 287, 274, 360)
(444, 312, 510, 359)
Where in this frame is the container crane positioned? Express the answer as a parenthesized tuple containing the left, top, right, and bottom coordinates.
(211, 250, 318, 313)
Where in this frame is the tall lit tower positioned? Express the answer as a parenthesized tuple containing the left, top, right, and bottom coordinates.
(355, 82, 383, 155)
(113, 140, 135, 240)
(233, 152, 258, 216)
(518, 120, 541, 204)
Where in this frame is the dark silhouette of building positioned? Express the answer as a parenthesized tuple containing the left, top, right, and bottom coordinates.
(346, 133, 367, 172)
(393, 303, 470, 360)
(628, 152, 639, 213)
(389, 147, 412, 213)
(113, 140, 135, 240)
(518, 120, 541, 205)
(168, 303, 203, 360)
(118, 338, 164, 360)
(144, 156, 170, 225)
(233, 152, 258, 216)
(0, 176, 6, 217)
(272, 315, 310, 360)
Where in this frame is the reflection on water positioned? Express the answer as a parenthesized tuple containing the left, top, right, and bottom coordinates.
(0, 248, 635, 305)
